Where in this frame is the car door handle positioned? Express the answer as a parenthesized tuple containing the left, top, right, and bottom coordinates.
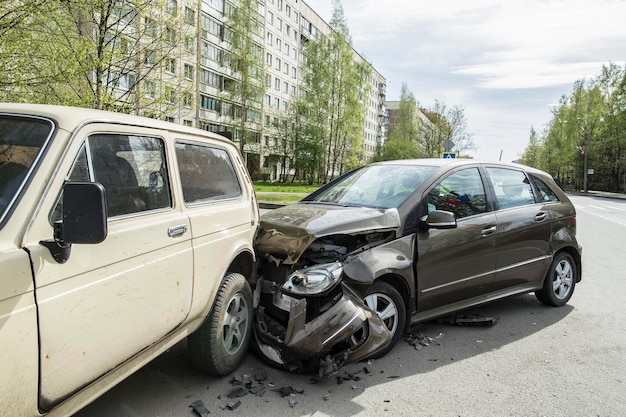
(534, 212, 547, 222)
(168, 224, 188, 237)
(481, 225, 497, 236)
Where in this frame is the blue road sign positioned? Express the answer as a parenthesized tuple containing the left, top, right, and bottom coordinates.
(442, 152, 457, 158)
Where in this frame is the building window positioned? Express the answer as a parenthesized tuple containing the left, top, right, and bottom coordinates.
(291, 67, 297, 78)
(183, 92, 193, 107)
(274, 97, 279, 109)
(276, 38, 281, 50)
(275, 58, 281, 71)
(274, 77, 280, 90)
(165, 87, 176, 104)
(266, 73, 272, 87)
(185, 6, 195, 24)
(144, 80, 155, 98)
(185, 36, 195, 53)
(145, 17, 157, 37)
(283, 81, 288, 93)
(267, 11, 273, 25)
(283, 63, 289, 75)
(144, 50, 156, 67)
(265, 94, 271, 105)
(266, 52, 272, 66)
(267, 32, 273, 45)
(200, 69, 221, 87)
(165, 58, 176, 74)
(277, 0, 282, 10)
(200, 95, 221, 112)
(184, 63, 194, 80)
(285, 5, 290, 17)
(284, 43, 289, 55)
(183, 120, 193, 127)
(167, 0, 177, 15)
(276, 18, 282, 31)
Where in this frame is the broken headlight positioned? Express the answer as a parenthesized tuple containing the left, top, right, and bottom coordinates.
(282, 262, 343, 296)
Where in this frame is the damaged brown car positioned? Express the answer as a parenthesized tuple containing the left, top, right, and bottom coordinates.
(253, 159, 582, 375)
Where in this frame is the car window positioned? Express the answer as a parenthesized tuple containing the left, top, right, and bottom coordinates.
(531, 176, 560, 203)
(51, 134, 171, 221)
(310, 164, 437, 208)
(486, 167, 535, 209)
(1, 115, 54, 225)
(427, 167, 487, 219)
(175, 142, 242, 204)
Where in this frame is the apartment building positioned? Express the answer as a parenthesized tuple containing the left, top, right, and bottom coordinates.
(152, 0, 387, 179)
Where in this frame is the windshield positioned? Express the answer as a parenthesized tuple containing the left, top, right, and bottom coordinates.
(0, 115, 55, 223)
(308, 164, 437, 209)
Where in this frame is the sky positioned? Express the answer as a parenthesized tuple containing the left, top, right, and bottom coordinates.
(303, 0, 626, 162)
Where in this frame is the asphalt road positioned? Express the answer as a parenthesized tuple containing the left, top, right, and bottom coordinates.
(73, 194, 626, 417)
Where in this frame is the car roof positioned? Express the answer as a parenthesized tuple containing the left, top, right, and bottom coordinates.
(372, 158, 547, 175)
(0, 102, 233, 146)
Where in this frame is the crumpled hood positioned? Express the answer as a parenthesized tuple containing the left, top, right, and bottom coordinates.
(256, 203, 401, 264)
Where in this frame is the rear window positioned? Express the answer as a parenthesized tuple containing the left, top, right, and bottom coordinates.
(175, 142, 242, 204)
(0, 115, 54, 224)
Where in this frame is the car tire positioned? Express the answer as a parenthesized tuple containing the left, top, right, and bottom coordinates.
(364, 281, 406, 359)
(535, 252, 576, 307)
(188, 272, 252, 376)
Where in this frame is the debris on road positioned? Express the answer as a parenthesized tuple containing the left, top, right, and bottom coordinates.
(189, 400, 210, 417)
(436, 314, 499, 326)
(405, 331, 444, 350)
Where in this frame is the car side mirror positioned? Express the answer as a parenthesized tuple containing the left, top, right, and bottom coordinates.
(420, 210, 457, 230)
(41, 182, 108, 263)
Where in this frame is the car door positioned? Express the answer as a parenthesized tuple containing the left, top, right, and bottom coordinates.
(416, 167, 498, 311)
(484, 166, 552, 290)
(22, 125, 193, 411)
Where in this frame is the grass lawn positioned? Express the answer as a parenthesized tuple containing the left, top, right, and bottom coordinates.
(254, 182, 322, 205)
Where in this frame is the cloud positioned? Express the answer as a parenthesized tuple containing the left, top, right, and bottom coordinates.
(304, 0, 626, 160)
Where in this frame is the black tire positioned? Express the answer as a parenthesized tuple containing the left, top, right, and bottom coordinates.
(535, 252, 576, 307)
(364, 281, 406, 359)
(188, 272, 252, 376)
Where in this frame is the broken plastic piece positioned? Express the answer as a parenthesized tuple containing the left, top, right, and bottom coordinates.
(189, 400, 210, 417)
(274, 386, 304, 397)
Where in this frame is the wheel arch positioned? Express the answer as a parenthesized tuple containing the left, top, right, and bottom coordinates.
(553, 246, 582, 283)
(375, 273, 412, 333)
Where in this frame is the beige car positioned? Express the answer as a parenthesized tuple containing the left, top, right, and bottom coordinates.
(0, 103, 259, 416)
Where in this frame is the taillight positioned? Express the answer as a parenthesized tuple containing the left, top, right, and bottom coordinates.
(572, 215, 576, 224)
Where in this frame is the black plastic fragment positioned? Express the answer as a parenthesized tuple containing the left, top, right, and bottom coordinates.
(189, 400, 210, 417)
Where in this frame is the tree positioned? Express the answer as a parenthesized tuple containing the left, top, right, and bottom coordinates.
(523, 62, 626, 192)
(299, 0, 369, 183)
(377, 82, 421, 161)
(421, 100, 474, 158)
(1, 0, 193, 117)
(225, 0, 265, 163)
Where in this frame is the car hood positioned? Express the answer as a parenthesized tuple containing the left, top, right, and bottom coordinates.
(256, 203, 401, 264)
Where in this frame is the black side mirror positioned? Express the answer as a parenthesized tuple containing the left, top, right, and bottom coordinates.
(62, 182, 108, 243)
(41, 182, 108, 263)
(420, 210, 457, 230)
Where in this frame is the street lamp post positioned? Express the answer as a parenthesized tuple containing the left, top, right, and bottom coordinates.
(583, 130, 589, 193)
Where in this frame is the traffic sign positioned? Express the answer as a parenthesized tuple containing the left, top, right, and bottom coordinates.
(442, 152, 457, 159)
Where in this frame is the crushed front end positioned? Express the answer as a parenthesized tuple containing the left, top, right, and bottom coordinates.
(254, 262, 390, 376)
(253, 204, 403, 376)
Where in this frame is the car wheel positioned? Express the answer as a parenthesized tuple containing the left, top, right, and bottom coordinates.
(188, 272, 252, 376)
(364, 281, 406, 358)
(535, 252, 576, 307)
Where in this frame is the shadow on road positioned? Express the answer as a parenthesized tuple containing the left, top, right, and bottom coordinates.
(74, 293, 573, 417)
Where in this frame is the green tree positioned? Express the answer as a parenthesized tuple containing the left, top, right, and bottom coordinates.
(299, 0, 369, 182)
(377, 82, 421, 161)
(1, 0, 193, 116)
(225, 0, 265, 163)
